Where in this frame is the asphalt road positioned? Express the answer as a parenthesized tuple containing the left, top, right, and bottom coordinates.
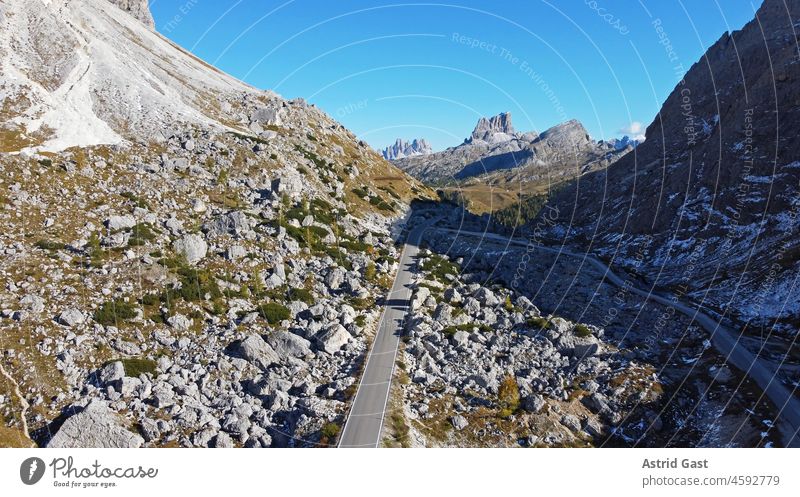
(445, 228, 800, 447)
(337, 220, 426, 448)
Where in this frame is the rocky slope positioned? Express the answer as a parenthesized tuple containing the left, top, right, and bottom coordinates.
(544, 0, 800, 339)
(381, 206, 777, 447)
(0, 0, 430, 447)
(0, 0, 264, 153)
(380, 138, 432, 160)
(107, 0, 154, 29)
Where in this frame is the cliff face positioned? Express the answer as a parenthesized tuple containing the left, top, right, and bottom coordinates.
(107, 0, 155, 29)
(544, 0, 800, 329)
(470, 112, 515, 142)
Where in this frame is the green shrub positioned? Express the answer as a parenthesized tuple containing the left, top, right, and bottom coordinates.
(492, 193, 550, 228)
(527, 316, 550, 329)
(421, 254, 459, 282)
(177, 267, 222, 301)
(321, 422, 340, 439)
(127, 223, 158, 247)
(368, 195, 395, 212)
(288, 287, 314, 305)
(340, 238, 369, 253)
(258, 302, 291, 324)
(574, 324, 592, 338)
(94, 300, 137, 325)
(352, 187, 369, 199)
(120, 191, 150, 209)
(140, 293, 160, 306)
(347, 297, 372, 310)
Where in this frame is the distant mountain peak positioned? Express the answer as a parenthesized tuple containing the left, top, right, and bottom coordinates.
(381, 138, 432, 160)
(470, 112, 515, 143)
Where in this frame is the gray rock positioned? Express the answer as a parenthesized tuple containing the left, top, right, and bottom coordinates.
(98, 361, 125, 386)
(231, 335, 280, 369)
(47, 400, 144, 448)
(57, 308, 85, 327)
(167, 314, 193, 331)
(226, 245, 247, 260)
(451, 330, 470, 348)
(316, 324, 350, 354)
(560, 414, 582, 432)
(522, 394, 545, 413)
(20, 294, 45, 314)
(325, 267, 345, 290)
(107, 0, 155, 30)
(213, 431, 235, 448)
(266, 331, 313, 358)
(443, 287, 462, 304)
(173, 233, 208, 265)
(451, 414, 469, 431)
(105, 215, 136, 231)
(474, 287, 499, 307)
(203, 211, 252, 238)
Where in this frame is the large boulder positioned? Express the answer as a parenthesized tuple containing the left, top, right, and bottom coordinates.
(105, 214, 136, 231)
(230, 335, 279, 369)
(172, 233, 208, 265)
(57, 308, 85, 327)
(474, 287, 499, 307)
(316, 324, 350, 354)
(266, 331, 313, 358)
(98, 361, 125, 387)
(203, 211, 252, 238)
(47, 400, 144, 448)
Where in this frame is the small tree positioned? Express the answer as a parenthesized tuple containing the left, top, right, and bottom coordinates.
(503, 295, 514, 312)
(497, 374, 520, 417)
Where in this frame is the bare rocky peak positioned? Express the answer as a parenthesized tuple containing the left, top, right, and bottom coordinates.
(381, 138, 433, 160)
(106, 0, 154, 29)
(537, 119, 592, 150)
(0, 0, 279, 152)
(395, 114, 621, 184)
(470, 112, 516, 142)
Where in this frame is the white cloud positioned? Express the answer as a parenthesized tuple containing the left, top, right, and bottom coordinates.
(619, 121, 646, 141)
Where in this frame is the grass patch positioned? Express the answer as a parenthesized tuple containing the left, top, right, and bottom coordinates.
(35, 239, 66, 251)
(94, 299, 137, 326)
(389, 413, 410, 447)
(118, 358, 157, 377)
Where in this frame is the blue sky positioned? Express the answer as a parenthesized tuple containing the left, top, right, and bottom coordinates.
(150, 0, 758, 151)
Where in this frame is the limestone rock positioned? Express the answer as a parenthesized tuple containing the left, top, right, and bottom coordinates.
(47, 400, 144, 448)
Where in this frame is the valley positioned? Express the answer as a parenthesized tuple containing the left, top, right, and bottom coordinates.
(0, 0, 797, 451)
